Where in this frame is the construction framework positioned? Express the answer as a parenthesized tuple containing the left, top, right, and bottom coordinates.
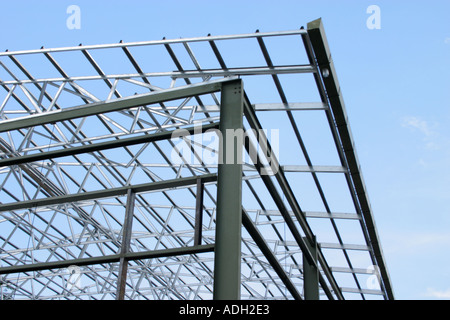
(0, 18, 394, 300)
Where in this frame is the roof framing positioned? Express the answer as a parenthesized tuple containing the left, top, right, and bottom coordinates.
(0, 18, 393, 300)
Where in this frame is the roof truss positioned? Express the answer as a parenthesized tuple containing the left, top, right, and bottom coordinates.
(0, 19, 393, 300)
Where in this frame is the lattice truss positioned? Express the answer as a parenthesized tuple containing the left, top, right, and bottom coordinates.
(0, 19, 393, 300)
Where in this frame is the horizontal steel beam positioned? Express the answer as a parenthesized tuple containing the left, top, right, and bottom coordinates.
(0, 29, 307, 57)
(0, 244, 215, 275)
(0, 122, 218, 167)
(331, 266, 378, 275)
(0, 173, 217, 212)
(320, 242, 370, 251)
(340, 287, 384, 296)
(252, 102, 328, 111)
(170, 65, 315, 78)
(0, 65, 314, 85)
(0, 78, 231, 133)
(274, 241, 369, 251)
(51, 102, 326, 114)
(243, 164, 347, 173)
(260, 209, 360, 220)
(24, 162, 345, 174)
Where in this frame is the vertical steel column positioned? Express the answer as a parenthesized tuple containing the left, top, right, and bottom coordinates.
(303, 236, 319, 300)
(194, 178, 204, 246)
(116, 189, 136, 300)
(213, 79, 244, 300)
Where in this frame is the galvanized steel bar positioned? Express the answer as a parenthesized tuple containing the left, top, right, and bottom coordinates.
(0, 29, 307, 57)
(0, 65, 314, 86)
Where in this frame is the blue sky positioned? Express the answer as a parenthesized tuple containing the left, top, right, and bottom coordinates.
(1, 0, 449, 300)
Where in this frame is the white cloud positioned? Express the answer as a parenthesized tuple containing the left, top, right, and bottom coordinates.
(445, 38, 450, 44)
(401, 116, 435, 137)
(425, 288, 450, 299)
(401, 115, 441, 151)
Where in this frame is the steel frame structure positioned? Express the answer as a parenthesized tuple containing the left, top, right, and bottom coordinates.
(0, 18, 393, 300)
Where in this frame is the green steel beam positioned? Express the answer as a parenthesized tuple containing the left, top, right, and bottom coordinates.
(0, 122, 218, 167)
(213, 79, 244, 300)
(194, 178, 204, 246)
(0, 173, 218, 212)
(0, 244, 215, 275)
(303, 236, 319, 300)
(0, 78, 230, 133)
(116, 189, 136, 300)
(307, 18, 394, 300)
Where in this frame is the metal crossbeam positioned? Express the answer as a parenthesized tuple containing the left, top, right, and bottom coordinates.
(0, 244, 215, 275)
(0, 78, 229, 133)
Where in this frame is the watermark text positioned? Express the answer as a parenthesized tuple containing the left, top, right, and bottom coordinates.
(66, 5, 81, 30)
(170, 125, 280, 175)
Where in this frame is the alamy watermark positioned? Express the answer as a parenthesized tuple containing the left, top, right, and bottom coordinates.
(66, 265, 82, 291)
(366, 265, 381, 290)
(170, 125, 280, 175)
(66, 5, 81, 30)
(366, 5, 381, 30)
